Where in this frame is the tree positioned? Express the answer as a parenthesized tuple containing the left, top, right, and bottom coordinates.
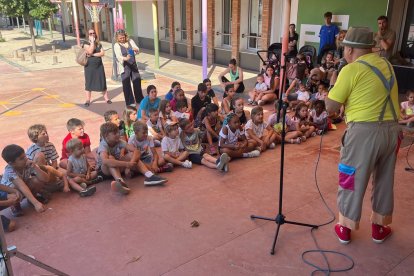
(0, 0, 58, 53)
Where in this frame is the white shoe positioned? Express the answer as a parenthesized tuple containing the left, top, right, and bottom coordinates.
(269, 142, 276, 149)
(182, 160, 192, 169)
(247, 99, 254, 105)
(216, 153, 230, 171)
(246, 150, 260, 158)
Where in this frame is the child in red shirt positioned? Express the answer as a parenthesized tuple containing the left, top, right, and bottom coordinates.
(59, 118, 93, 169)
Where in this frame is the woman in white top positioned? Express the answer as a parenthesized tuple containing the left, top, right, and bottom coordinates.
(113, 29, 143, 107)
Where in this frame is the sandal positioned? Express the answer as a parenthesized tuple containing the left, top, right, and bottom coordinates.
(84, 101, 90, 107)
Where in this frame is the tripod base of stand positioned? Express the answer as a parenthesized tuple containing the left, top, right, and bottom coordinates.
(251, 214, 318, 255)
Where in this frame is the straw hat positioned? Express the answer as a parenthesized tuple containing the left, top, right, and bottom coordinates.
(342, 27, 375, 49)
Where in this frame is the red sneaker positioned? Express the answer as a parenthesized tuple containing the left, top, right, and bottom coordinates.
(372, 223, 392, 243)
(335, 223, 351, 244)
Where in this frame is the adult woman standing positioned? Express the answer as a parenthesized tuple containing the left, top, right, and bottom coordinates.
(218, 58, 245, 96)
(83, 29, 110, 107)
(288, 24, 299, 57)
(248, 65, 279, 106)
(114, 29, 143, 107)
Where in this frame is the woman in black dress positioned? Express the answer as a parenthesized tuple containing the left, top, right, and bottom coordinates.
(83, 29, 111, 107)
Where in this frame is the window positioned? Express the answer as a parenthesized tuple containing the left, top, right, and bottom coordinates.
(247, 0, 263, 49)
(222, 0, 232, 46)
(164, 1, 169, 39)
(401, 0, 414, 59)
(181, 0, 187, 41)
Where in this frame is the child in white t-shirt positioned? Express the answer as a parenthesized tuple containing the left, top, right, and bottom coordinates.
(161, 122, 192, 168)
(245, 106, 280, 152)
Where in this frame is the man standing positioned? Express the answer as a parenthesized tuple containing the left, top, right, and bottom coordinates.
(373, 15, 396, 60)
(318, 12, 339, 64)
(326, 27, 400, 245)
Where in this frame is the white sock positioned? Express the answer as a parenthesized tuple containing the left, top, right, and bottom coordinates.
(242, 153, 249, 158)
(144, 171, 154, 178)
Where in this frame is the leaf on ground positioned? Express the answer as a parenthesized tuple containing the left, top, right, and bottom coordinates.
(191, 220, 200, 227)
(126, 256, 142, 265)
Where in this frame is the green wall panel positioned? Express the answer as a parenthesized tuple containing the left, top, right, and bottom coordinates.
(122, 1, 134, 35)
(296, 0, 389, 49)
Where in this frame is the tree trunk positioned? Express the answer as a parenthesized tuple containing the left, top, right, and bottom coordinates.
(28, 17, 37, 53)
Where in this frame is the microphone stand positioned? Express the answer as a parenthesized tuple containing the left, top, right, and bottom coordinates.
(250, 53, 318, 255)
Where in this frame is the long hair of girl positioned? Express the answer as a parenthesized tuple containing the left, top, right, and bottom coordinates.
(123, 106, 137, 127)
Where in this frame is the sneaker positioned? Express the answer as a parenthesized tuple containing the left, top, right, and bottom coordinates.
(144, 174, 168, 186)
(223, 163, 229, 172)
(89, 175, 103, 185)
(111, 179, 130, 195)
(372, 223, 392, 243)
(246, 150, 261, 158)
(247, 98, 254, 105)
(311, 132, 317, 137)
(216, 153, 230, 171)
(80, 183, 88, 189)
(269, 142, 276, 149)
(79, 186, 96, 197)
(317, 129, 324, 135)
(159, 163, 174, 173)
(182, 160, 192, 169)
(35, 193, 50, 204)
(10, 203, 23, 217)
(334, 223, 351, 244)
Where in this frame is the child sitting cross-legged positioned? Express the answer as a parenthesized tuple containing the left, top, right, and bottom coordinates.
(219, 113, 261, 159)
(161, 122, 192, 169)
(1, 144, 48, 215)
(97, 122, 168, 194)
(174, 99, 192, 121)
(60, 118, 94, 170)
(200, 104, 221, 155)
(268, 101, 303, 144)
(146, 108, 165, 146)
(245, 106, 280, 152)
(399, 89, 414, 127)
(65, 138, 99, 197)
(104, 110, 125, 140)
(159, 99, 178, 126)
(287, 102, 316, 142)
(122, 106, 137, 140)
(221, 84, 236, 116)
(26, 124, 67, 198)
(128, 121, 174, 174)
(232, 97, 250, 127)
(309, 100, 329, 134)
(179, 118, 230, 171)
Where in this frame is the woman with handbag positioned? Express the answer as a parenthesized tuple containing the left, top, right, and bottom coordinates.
(83, 29, 111, 107)
(113, 29, 143, 107)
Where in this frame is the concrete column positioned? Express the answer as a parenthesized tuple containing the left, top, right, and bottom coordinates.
(186, 0, 193, 59)
(231, 0, 241, 61)
(260, 0, 273, 50)
(207, 0, 215, 65)
(168, 0, 175, 55)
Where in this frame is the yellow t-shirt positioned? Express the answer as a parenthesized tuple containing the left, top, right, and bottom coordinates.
(328, 53, 399, 122)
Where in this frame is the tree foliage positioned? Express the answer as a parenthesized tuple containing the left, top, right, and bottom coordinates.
(0, 0, 58, 20)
